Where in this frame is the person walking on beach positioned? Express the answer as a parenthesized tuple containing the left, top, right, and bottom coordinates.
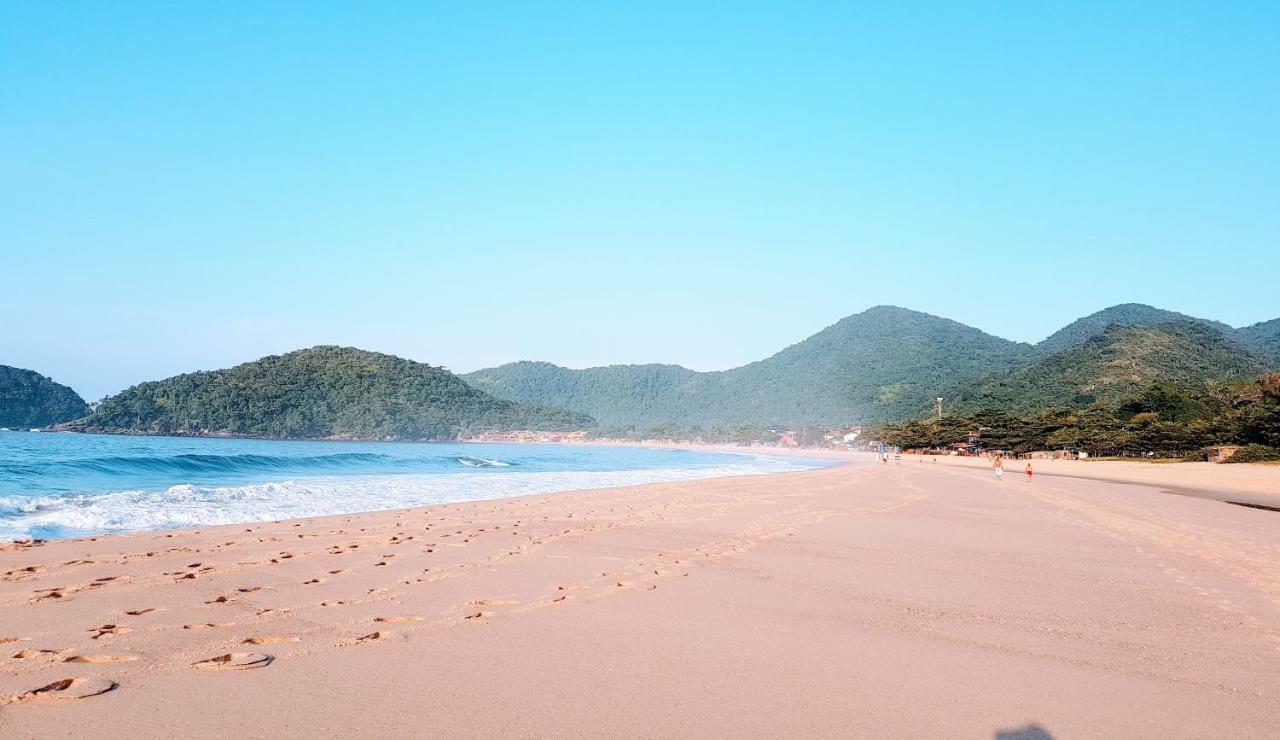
(993, 454, 1004, 480)
(1025, 462, 1034, 483)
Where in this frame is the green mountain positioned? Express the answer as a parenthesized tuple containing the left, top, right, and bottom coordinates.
(1036, 303, 1232, 353)
(723, 306, 1035, 424)
(466, 306, 1035, 427)
(79, 346, 590, 440)
(0, 365, 89, 428)
(464, 361, 721, 429)
(1237, 318, 1280, 364)
(952, 322, 1273, 415)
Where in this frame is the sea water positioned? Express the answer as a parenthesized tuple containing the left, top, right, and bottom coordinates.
(0, 432, 827, 540)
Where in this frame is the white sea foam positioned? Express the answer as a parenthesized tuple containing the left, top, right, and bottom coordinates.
(0, 455, 818, 539)
(456, 456, 512, 467)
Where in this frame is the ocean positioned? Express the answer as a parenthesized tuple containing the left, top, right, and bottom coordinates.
(0, 432, 827, 540)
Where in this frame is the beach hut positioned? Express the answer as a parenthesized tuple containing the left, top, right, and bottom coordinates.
(1204, 445, 1241, 464)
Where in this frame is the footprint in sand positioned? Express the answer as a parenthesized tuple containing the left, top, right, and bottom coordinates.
(617, 581, 658, 591)
(373, 616, 421, 624)
(237, 586, 265, 593)
(193, 653, 274, 670)
(356, 630, 406, 643)
(183, 622, 235, 630)
(64, 655, 137, 664)
(6, 677, 118, 704)
(472, 599, 518, 607)
(13, 648, 64, 659)
(303, 578, 324, 585)
(0, 539, 46, 552)
(242, 636, 300, 645)
(1, 637, 30, 645)
(89, 625, 132, 640)
(125, 608, 156, 616)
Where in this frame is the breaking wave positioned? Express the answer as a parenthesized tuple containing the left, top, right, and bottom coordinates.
(456, 456, 512, 467)
(0, 457, 815, 540)
(0, 452, 398, 478)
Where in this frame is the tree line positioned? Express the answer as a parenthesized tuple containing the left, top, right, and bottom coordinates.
(873, 375, 1280, 462)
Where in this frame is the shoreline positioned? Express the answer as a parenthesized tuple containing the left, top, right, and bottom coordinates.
(1, 442, 836, 546)
(623, 442, 1280, 503)
(7, 433, 1275, 549)
(2, 458, 1277, 736)
(620, 441, 1280, 506)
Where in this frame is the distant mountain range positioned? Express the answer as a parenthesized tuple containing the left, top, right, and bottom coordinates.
(466, 304, 1280, 427)
(5, 303, 1278, 437)
(465, 306, 1035, 426)
(0, 365, 88, 428)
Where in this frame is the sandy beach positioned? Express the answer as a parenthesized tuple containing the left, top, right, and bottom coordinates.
(2, 458, 1279, 737)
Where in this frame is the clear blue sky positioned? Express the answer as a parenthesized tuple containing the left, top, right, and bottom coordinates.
(3, 2, 1277, 400)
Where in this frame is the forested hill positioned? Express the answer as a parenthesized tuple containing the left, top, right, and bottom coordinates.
(467, 305, 1280, 428)
(1237, 318, 1280, 364)
(465, 306, 1035, 427)
(950, 322, 1274, 415)
(729, 305, 1035, 423)
(78, 346, 590, 440)
(463, 361, 721, 429)
(0, 365, 89, 428)
(1035, 303, 1232, 353)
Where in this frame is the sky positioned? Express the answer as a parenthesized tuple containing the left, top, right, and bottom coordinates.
(2, 2, 1277, 400)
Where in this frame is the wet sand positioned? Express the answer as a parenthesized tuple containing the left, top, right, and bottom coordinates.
(2, 460, 1278, 737)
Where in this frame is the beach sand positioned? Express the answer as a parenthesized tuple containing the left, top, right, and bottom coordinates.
(2, 458, 1278, 737)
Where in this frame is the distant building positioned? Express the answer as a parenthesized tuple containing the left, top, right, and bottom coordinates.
(1024, 450, 1075, 460)
(1204, 445, 1242, 464)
